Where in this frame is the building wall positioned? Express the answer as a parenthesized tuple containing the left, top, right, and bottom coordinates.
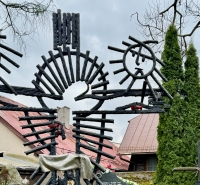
(0, 121, 38, 162)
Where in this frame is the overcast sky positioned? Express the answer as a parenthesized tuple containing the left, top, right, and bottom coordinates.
(1, 0, 199, 143)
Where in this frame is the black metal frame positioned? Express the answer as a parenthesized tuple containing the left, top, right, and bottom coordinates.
(0, 9, 172, 185)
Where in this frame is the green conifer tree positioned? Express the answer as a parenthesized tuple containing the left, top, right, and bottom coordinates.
(154, 24, 185, 185)
(154, 25, 200, 184)
(180, 43, 200, 184)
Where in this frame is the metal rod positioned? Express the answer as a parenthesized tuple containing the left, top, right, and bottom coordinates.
(66, 13, 71, 45)
(108, 46, 125, 53)
(53, 12, 58, 50)
(58, 47, 72, 86)
(66, 47, 75, 83)
(91, 80, 109, 89)
(72, 135, 113, 149)
(109, 59, 123, 64)
(0, 43, 23, 57)
(125, 78, 135, 94)
(73, 129, 113, 140)
(36, 64, 63, 95)
(0, 77, 17, 95)
(30, 166, 41, 180)
(25, 141, 57, 155)
(32, 80, 45, 93)
(42, 55, 65, 91)
(22, 128, 55, 138)
(81, 51, 90, 81)
(85, 56, 98, 82)
(34, 73, 55, 94)
(19, 115, 57, 121)
(57, 9, 62, 46)
(73, 116, 114, 123)
(0, 35, 6, 39)
(0, 106, 57, 113)
(73, 123, 113, 132)
(113, 68, 125, 75)
(0, 63, 11, 73)
(1, 53, 20, 68)
(98, 72, 109, 81)
(21, 121, 54, 128)
(88, 63, 104, 84)
(34, 172, 50, 185)
(119, 74, 130, 85)
(73, 109, 165, 114)
(155, 67, 168, 82)
(23, 135, 56, 146)
(49, 51, 68, 89)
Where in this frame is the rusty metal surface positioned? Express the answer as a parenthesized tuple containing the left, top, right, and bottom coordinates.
(118, 114, 158, 154)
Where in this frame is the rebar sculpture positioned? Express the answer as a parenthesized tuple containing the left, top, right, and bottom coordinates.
(0, 9, 172, 185)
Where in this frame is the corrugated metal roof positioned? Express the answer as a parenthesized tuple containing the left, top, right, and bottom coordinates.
(118, 114, 158, 154)
(0, 95, 129, 170)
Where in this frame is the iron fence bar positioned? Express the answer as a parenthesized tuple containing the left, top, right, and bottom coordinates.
(72, 123, 113, 132)
(73, 129, 113, 140)
(23, 135, 56, 146)
(72, 135, 113, 149)
(25, 141, 57, 155)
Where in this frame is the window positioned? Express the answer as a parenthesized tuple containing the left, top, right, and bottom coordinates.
(147, 156, 158, 171)
(136, 160, 145, 171)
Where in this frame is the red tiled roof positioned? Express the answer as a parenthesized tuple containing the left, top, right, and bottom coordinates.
(0, 95, 129, 170)
(118, 114, 158, 154)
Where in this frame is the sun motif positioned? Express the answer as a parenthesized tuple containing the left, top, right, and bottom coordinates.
(0, 34, 23, 95)
(108, 35, 172, 101)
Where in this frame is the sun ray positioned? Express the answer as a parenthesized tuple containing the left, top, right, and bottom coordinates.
(119, 74, 130, 85)
(34, 73, 55, 94)
(0, 63, 10, 74)
(42, 55, 65, 92)
(125, 78, 136, 94)
(32, 80, 45, 93)
(145, 77, 158, 101)
(85, 56, 98, 82)
(154, 67, 168, 82)
(0, 76, 17, 95)
(98, 72, 109, 81)
(141, 81, 147, 103)
(36, 64, 63, 95)
(49, 51, 68, 90)
(66, 47, 75, 83)
(1, 53, 20, 68)
(107, 46, 125, 53)
(113, 68, 126, 75)
(88, 63, 105, 84)
(151, 73, 173, 100)
(0, 43, 23, 57)
(91, 80, 109, 89)
(109, 59, 123, 64)
(81, 51, 90, 81)
(57, 47, 72, 86)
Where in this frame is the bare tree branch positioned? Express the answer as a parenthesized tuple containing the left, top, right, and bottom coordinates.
(0, 0, 55, 52)
(132, 0, 200, 56)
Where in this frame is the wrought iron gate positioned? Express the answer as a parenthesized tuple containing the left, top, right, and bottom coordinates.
(0, 9, 172, 185)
